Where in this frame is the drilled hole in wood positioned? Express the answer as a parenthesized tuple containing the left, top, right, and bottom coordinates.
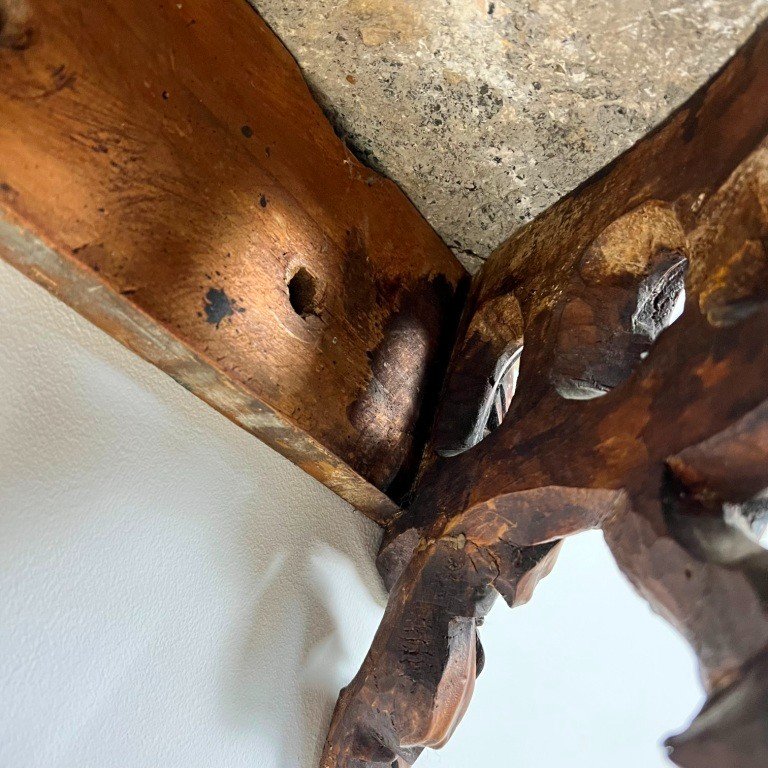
(287, 267, 320, 318)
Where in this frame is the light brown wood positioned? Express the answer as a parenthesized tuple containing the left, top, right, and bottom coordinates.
(0, 0, 467, 523)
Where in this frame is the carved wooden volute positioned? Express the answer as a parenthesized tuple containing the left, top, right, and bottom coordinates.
(322, 22, 768, 768)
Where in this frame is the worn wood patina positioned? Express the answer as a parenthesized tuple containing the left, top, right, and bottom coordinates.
(322, 21, 768, 768)
(0, 0, 467, 524)
(1, 0, 766, 765)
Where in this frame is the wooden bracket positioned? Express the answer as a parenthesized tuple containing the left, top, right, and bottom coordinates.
(322, 21, 768, 768)
(2, 1, 768, 766)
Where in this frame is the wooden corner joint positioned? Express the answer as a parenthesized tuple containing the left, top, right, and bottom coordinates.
(322, 23, 768, 768)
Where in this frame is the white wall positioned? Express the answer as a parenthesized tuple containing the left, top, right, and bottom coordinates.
(0, 260, 703, 768)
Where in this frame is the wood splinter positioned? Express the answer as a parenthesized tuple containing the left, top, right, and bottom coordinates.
(322, 22, 768, 768)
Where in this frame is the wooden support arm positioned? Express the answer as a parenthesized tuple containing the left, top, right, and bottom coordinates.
(323, 21, 768, 768)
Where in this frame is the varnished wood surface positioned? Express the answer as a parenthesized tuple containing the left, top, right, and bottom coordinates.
(323, 20, 768, 767)
(0, 0, 466, 523)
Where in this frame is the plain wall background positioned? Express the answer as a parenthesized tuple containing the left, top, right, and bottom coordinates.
(0, 259, 704, 767)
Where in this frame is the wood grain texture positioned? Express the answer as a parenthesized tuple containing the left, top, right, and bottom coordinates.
(322, 21, 768, 767)
(0, 0, 466, 523)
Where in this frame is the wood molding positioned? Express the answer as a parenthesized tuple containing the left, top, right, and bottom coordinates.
(3, 1, 767, 764)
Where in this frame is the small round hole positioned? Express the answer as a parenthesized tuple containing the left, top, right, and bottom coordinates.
(287, 267, 319, 318)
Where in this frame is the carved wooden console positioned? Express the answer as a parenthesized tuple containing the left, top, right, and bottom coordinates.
(322, 23, 768, 768)
(1, 1, 767, 766)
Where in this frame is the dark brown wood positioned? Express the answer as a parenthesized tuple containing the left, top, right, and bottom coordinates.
(322, 22, 768, 768)
(0, 0, 466, 524)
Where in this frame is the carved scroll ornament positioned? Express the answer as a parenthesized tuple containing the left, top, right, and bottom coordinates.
(322, 22, 768, 768)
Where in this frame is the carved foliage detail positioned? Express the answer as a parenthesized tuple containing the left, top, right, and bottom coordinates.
(322, 27, 768, 768)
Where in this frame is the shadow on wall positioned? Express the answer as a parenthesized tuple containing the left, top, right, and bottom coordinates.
(220, 512, 385, 768)
(0, 261, 385, 768)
